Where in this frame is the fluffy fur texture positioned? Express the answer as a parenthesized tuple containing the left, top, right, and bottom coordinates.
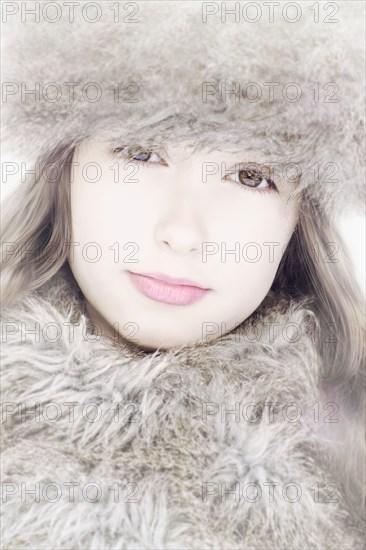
(1, 264, 365, 549)
(2, 0, 365, 214)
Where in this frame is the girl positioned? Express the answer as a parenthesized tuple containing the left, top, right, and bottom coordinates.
(1, 1, 365, 548)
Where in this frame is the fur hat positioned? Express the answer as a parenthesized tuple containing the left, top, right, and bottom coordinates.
(2, 0, 364, 215)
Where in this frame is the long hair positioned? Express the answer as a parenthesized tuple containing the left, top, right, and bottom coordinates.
(1, 144, 74, 307)
(1, 144, 365, 519)
(273, 196, 365, 522)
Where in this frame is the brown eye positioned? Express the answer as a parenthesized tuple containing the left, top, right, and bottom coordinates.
(238, 168, 265, 187)
(226, 165, 277, 191)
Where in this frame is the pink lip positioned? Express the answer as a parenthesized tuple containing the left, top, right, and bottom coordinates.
(127, 271, 210, 306)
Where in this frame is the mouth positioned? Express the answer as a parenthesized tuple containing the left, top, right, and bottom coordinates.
(127, 271, 210, 306)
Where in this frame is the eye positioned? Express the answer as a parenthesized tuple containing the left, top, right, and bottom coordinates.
(224, 164, 278, 193)
(132, 151, 163, 163)
(112, 147, 168, 166)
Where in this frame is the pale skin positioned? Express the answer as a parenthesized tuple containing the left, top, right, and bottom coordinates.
(68, 140, 298, 351)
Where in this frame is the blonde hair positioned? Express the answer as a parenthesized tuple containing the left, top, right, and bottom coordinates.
(1, 144, 365, 519)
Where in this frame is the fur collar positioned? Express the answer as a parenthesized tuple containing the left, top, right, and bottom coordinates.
(1, 265, 364, 548)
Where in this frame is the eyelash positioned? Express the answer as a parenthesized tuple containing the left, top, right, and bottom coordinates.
(112, 147, 278, 194)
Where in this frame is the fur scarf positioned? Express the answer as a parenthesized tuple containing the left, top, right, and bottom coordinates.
(1, 264, 364, 549)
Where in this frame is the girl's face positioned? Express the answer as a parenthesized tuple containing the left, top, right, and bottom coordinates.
(69, 140, 298, 351)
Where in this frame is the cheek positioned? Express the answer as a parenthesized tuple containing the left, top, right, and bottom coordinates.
(68, 170, 163, 299)
(70, 172, 156, 249)
(218, 193, 296, 251)
(214, 196, 297, 301)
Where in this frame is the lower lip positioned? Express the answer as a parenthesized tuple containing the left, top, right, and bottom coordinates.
(127, 272, 209, 306)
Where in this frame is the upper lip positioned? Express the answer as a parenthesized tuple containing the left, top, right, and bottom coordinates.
(129, 271, 209, 289)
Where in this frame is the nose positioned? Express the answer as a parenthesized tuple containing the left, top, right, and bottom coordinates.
(154, 201, 206, 256)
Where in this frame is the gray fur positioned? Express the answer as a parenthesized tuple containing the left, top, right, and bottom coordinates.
(2, 0, 365, 215)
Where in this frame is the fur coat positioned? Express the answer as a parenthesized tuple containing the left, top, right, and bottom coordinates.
(1, 263, 364, 549)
